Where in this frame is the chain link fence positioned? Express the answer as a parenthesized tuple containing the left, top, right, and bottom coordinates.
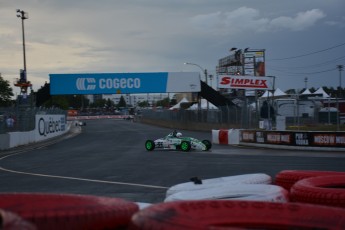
(139, 103, 331, 131)
(0, 105, 66, 134)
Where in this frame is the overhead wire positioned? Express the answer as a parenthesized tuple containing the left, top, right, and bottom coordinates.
(267, 42, 345, 76)
(268, 42, 345, 61)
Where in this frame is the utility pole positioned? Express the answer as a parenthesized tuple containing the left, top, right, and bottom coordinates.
(337, 65, 343, 98)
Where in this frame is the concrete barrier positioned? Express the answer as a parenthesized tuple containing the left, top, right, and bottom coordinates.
(0, 114, 74, 150)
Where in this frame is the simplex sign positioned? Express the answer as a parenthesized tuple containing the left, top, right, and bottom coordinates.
(49, 72, 201, 95)
(218, 75, 274, 90)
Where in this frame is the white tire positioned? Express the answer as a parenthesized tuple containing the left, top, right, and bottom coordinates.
(166, 173, 272, 197)
(164, 184, 288, 203)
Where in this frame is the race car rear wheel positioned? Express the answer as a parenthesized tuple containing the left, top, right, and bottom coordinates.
(202, 140, 212, 150)
(180, 141, 191, 152)
(145, 140, 155, 151)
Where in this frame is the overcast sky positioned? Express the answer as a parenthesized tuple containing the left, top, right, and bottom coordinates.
(1, 0, 345, 96)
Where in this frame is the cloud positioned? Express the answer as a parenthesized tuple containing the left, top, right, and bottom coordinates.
(190, 7, 326, 35)
(269, 9, 326, 31)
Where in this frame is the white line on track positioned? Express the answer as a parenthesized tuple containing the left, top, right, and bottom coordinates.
(0, 152, 168, 190)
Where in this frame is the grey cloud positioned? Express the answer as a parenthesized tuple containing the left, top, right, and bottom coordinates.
(190, 7, 326, 35)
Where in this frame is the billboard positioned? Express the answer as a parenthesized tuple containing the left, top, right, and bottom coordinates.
(218, 75, 274, 90)
(243, 50, 265, 76)
(50, 72, 201, 95)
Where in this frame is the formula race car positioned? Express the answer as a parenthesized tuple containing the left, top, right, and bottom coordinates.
(145, 131, 212, 152)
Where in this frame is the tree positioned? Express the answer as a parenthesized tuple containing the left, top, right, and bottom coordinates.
(117, 96, 127, 107)
(0, 74, 14, 106)
(156, 97, 170, 107)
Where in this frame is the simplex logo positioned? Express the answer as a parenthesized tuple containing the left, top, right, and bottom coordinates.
(76, 77, 141, 91)
(218, 75, 272, 90)
(76, 78, 96, 90)
(37, 116, 66, 137)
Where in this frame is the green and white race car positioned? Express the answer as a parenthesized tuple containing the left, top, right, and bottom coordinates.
(145, 131, 212, 152)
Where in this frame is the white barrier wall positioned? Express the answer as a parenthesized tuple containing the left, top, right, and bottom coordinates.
(212, 129, 240, 145)
(35, 114, 68, 142)
(1, 114, 70, 150)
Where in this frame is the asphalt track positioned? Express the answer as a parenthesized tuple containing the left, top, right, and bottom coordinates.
(0, 119, 344, 204)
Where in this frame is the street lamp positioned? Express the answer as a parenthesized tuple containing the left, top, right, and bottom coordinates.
(184, 62, 208, 85)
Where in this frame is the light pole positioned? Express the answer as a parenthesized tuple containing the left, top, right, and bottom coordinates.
(184, 62, 209, 110)
(337, 65, 344, 98)
(15, 9, 31, 95)
(17, 9, 28, 79)
(336, 64, 343, 131)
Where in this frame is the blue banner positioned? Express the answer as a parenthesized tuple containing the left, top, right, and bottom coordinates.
(49, 72, 200, 95)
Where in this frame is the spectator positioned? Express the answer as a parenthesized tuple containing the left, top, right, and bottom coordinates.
(6, 116, 14, 128)
(260, 101, 275, 130)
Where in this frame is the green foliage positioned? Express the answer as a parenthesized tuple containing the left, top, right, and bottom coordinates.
(0, 74, 14, 106)
(117, 96, 126, 107)
(43, 96, 69, 109)
(156, 97, 170, 107)
(137, 101, 149, 107)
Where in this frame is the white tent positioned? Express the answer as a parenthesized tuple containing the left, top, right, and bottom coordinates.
(169, 97, 189, 110)
(260, 88, 286, 98)
(187, 99, 218, 110)
(301, 88, 312, 95)
(313, 87, 330, 98)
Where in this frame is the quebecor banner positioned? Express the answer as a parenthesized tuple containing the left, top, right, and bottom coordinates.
(50, 72, 201, 95)
(218, 75, 274, 90)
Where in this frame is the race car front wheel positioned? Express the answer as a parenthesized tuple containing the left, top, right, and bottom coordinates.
(145, 140, 155, 151)
(202, 140, 212, 150)
(180, 141, 191, 152)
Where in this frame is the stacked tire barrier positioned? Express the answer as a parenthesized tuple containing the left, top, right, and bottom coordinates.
(131, 170, 345, 229)
(0, 170, 344, 229)
(275, 170, 345, 209)
(0, 193, 139, 230)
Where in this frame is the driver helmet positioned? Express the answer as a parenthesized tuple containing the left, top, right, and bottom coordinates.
(176, 132, 182, 138)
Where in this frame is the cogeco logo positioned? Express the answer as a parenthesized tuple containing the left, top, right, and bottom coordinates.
(76, 77, 141, 91)
(76, 78, 96, 90)
(38, 117, 64, 137)
(99, 78, 141, 89)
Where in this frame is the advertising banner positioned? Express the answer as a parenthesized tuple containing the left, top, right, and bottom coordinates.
(240, 130, 345, 148)
(35, 114, 67, 141)
(243, 50, 265, 76)
(50, 72, 200, 95)
(218, 75, 274, 90)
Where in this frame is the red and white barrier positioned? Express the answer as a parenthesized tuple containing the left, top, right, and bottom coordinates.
(212, 129, 240, 145)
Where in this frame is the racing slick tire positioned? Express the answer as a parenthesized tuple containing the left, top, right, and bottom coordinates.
(290, 175, 345, 208)
(145, 140, 155, 151)
(180, 141, 191, 152)
(129, 200, 345, 229)
(0, 193, 139, 230)
(274, 170, 345, 190)
(202, 140, 212, 150)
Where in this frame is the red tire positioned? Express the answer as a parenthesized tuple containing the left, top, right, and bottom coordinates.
(130, 200, 345, 229)
(0, 209, 36, 230)
(274, 170, 345, 190)
(290, 175, 345, 208)
(0, 193, 139, 230)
